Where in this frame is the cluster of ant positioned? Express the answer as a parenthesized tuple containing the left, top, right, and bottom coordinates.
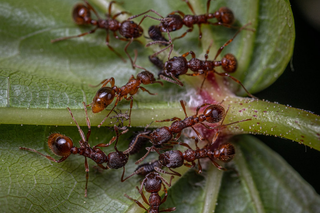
(20, 0, 256, 212)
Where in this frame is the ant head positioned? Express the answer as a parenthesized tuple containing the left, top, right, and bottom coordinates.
(221, 53, 237, 73)
(107, 151, 128, 169)
(119, 21, 143, 39)
(91, 87, 115, 113)
(215, 143, 235, 162)
(144, 172, 162, 193)
(159, 150, 184, 168)
(164, 56, 188, 77)
(161, 14, 184, 32)
(216, 7, 234, 25)
(48, 133, 73, 156)
(203, 105, 225, 123)
(72, 4, 92, 25)
(137, 71, 156, 85)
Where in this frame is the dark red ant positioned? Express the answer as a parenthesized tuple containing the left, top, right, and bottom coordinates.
(19, 102, 121, 197)
(51, 0, 143, 68)
(149, 24, 256, 99)
(124, 172, 176, 213)
(88, 69, 163, 127)
(124, 100, 250, 164)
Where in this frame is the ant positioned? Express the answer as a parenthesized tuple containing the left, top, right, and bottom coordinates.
(88, 69, 163, 127)
(124, 172, 176, 213)
(19, 102, 129, 197)
(124, 100, 250, 164)
(51, 0, 144, 68)
(149, 23, 256, 98)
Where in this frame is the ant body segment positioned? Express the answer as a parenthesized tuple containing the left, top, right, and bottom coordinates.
(51, 0, 143, 68)
(124, 100, 250, 164)
(89, 70, 163, 127)
(124, 172, 176, 213)
(150, 24, 256, 98)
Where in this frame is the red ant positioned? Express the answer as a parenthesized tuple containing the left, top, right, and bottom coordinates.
(51, 0, 143, 68)
(124, 100, 250, 164)
(124, 172, 176, 213)
(149, 24, 256, 99)
(88, 69, 163, 127)
(19, 102, 128, 197)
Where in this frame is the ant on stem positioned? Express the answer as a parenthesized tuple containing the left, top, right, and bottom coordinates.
(124, 100, 250, 164)
(51, 0, 144, 68)
(149, 23, 256, 98)
(124, 172, 176, 213)
(88, 65, 163, 127)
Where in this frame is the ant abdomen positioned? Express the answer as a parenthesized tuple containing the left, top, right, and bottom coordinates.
(164, 56, 188, 77)
(120, 21, 143, 38)
(215, 7, 234, 25)
(91, 87, 116, 113)
(148, 25, 168, 45)
(214, 143, 235, 162)
(221, 53, 237, 73)
(48, 133, 74, 157)
(107, 152, 128, 169)
(159, 150, 184, 168)
(203, 104, 225, 123)
(72, 4, 91, 25)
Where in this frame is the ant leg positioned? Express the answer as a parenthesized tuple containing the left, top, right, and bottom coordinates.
(123, 134, 153, 154)
(191, 126, 204, 141)
(105, 30, 126, 62)
(204, 40, 214, 61)
(168, 10, 185, 17)
(160, 183, 169, 204)
(124, 38, 135, 69)
(185, 70, 205, 76)
(182, 50, 196, 58)
(136, 186, 150, 206)
(139, 86, 157, 95)
(167, 141, 192, 149)
(67, 107, 86, 143)
(182, 0, 196, 15)
(179, 100, 188, 118)
(206, 0, 212, 15)
(209, 157, 227, 171)
(155, 117, 181, 123)
(97, 164, 109, 169)
(84, 157, 89, 197)
(89, 77, 115, 88)
(139, 176, 148, 193)
(159, 173, 175, 187)
(83, 102, 91, 142)
(51, 27, 98, 43)
(213, 23, 252, 60)
(84, 0, 102, 19)
(173, 132, 182, 141)
(159, 74, 184, 86)
(154, 167, 180, 177)
(122, 96, 133, 126)
(172, 28, 194, 42)
(134, 146, 155, 164)
(128, 9, 164, 21)
(169, 73, 184, 86)
(124, 194, 149, 211)
(112, 11, 131, 19)
(19, 147, 69, 162)
(121, 167, 145, 182)
(120, 166, 127, 182)
(214, 71, 257, 99)
(97, 97, 120, 128)
(199, 71, 209, 90)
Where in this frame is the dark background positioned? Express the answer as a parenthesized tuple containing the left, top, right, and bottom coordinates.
(255, 0, 320, 194)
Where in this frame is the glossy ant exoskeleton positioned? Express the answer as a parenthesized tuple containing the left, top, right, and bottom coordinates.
(51, 0, 143, 68)
(149, 24, 256, 99)
(88, 70, 163, 127)
(19, 102, 125, 197)
(124, 100, 250, 164)
(124, 172, 176, 213)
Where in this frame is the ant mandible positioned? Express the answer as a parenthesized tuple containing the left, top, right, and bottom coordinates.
(124, 100, 250, 164)
(19, 102, 124, 197)
(124, 172, 176, 213)
(88, 68, 163, 127)
(149, 23, 256, 98)
(51, 0, 143, 68)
